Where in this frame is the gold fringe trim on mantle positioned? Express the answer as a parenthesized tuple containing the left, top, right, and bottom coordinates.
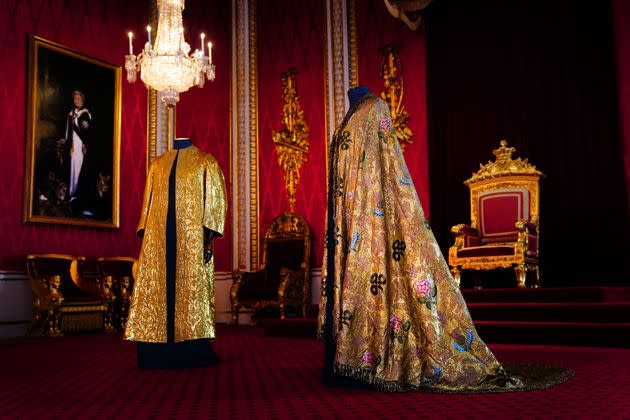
(333, 362, 574, 393)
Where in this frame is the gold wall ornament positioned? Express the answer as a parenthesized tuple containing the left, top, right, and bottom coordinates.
(380, 45, 413, 151)
(272, 69, 310, 212)
(384, 0, 432, 31)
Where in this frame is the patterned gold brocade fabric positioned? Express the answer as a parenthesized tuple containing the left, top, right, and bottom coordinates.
(318, 95, 523, 392)
(125, 146, 226, 343)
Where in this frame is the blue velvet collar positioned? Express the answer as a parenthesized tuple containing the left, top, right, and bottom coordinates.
(347, 86, 371, 107)
(174, 138, 193, 150)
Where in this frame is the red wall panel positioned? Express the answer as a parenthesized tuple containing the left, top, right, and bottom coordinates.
(176, 1, 232, 272)
(0, 0, 148, 269)
(257, 0, 327, 267)
(356, 0, 430, 218)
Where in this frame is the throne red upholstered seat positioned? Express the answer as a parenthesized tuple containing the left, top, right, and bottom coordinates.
(448, 140, 543, 288)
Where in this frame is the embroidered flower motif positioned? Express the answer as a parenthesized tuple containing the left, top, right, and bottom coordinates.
(379, 117, 393, 132)
(415, 275, 438, 309)
(390, 317, 411, 343)
(362, 349, 375, 366)
(389, 315, 403, 334)
(415, 279, 431, 298)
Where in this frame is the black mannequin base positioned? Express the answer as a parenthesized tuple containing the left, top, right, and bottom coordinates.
(137, 339, 220, 369)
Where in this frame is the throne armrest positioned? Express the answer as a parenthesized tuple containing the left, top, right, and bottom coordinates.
(277, 267, 306, 302)
(230, 270, 265, 305)
(515, 220, 538, 233)
(72, 257, 103, 297)
(451, 224, 480, 236)
(451, 224, 481, 248)
(515, 220, 539, 257)
(237, 270, 265, 283)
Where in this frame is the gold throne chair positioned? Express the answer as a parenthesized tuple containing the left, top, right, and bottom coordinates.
(230, 212, 311, 324)
(27, 254, 109, 336)
(448, 140, 543, 288)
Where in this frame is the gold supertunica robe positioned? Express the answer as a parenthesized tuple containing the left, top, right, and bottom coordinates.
(318, 94, 522, 392)
(125, 146, 226, 343)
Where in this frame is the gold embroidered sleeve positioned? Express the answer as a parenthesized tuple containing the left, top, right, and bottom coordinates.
(203, 159, 227, 236)
(136, 160, 155, 236)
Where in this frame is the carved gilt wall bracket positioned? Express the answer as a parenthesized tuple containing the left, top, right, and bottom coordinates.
(380, 45, 413, 151)
(272, 69, 310, 212)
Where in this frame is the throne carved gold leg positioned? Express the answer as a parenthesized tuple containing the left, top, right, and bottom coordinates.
(120, 301, 130, 330)
(48, 275, 64, 337)
(104, 303, 116, 333)
(230, 305, 240, 326)
(47, 306, 63, 337)
(279, 303, 286, 320)
(450, 267, 461, 288)
(514, 264, 527, 288)
(534, 266, 541, 288)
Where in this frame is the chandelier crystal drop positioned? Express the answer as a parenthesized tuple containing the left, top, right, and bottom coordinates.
(125, 0, 215, 106)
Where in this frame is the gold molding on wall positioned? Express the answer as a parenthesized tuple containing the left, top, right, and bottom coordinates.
(347, 0, 359, 88)
(146, 0, 158, 171)
(249, 0, 260, 270)
(232, 0, 259, 271)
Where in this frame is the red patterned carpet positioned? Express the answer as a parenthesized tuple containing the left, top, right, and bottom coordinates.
(0, 326, 629, 419)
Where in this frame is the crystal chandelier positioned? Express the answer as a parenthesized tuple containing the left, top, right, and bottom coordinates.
(125, 0, 215, 106)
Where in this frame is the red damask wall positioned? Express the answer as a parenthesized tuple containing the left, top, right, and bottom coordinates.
(0, 0, 148, 270)
(356, 0, 430, 218)
(176, 0, 232, 272)
(257, 0, 327, 266)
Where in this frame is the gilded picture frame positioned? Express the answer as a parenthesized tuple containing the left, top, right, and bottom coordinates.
(24, 35, 121, 229)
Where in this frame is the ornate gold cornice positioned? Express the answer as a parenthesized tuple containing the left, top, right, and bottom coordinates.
(380, 45, 413, 151)
(465, 140, 543, 185)
(272, 69, 310, 212)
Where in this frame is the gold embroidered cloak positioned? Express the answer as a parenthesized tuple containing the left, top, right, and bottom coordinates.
(318, 94, 522, 392)
(125, 146, 226, 343)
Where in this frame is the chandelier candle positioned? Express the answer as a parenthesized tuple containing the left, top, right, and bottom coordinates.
(147, 26, 152, 45)
(128, 32, 133, 55)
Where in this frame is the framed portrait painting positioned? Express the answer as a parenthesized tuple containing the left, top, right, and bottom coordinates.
(23, 35, 121, 229)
